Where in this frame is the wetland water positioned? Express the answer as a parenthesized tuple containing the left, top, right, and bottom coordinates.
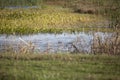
(0, 32, 113, 53)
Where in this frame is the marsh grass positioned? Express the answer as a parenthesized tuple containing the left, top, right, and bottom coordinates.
(0, 5, 111, 34)
(0, 53, 120, 80)
(60, 0, 120, 29)
(91, 32, 120, 55)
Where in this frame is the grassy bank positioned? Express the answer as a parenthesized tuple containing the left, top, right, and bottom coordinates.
(0, 5, 112, 34)
(0, 53, 120, 80)
(0, 0, 119, 34)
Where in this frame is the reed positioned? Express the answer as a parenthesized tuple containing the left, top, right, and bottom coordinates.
(91, 32, 120, 55)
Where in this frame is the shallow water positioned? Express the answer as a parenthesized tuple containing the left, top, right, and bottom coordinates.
(0, 32, 112, 53)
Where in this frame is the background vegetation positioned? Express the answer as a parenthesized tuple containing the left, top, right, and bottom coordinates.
(0, 0, 119, 34)
(0, 6, 109, 34)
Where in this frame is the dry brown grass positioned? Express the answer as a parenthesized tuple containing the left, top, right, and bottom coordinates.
(92, 32, 120, 55)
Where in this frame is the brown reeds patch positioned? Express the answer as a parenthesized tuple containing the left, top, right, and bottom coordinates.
(92, 32, 120, 55)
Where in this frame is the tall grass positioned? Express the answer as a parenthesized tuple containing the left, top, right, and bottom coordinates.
(52, 0, 120, 29)
(91, 32, 120, 55)
(101, 0, 120, 29)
